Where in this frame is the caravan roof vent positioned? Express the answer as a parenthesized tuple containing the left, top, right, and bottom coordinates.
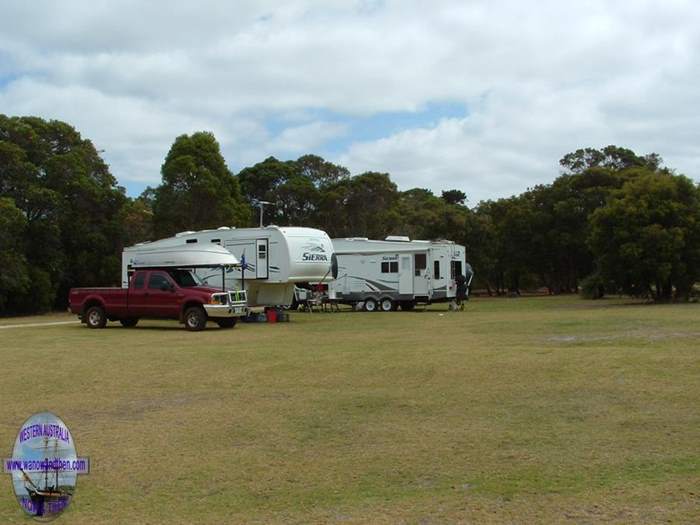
(347, 237, 369, 241)
(385, 235, 410, 242)
(217, 226, 231, 231)
(175, 231, 196, 237)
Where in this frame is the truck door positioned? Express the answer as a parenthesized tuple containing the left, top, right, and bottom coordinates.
(399, 255, 413, 295)
(144, 271, 180, 318)
(256, 239, 269, 279)
(127, 271, 149, 317)
(413, 252, 429, 297)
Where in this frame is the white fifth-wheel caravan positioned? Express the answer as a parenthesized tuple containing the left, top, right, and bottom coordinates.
(329, 236, 472, 311)
(123, 226, 337, 307)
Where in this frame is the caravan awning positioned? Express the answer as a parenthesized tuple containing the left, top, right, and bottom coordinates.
(128, 244, 240, 269)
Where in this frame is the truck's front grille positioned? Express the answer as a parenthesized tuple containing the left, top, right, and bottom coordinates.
(229, 291, 247, 303)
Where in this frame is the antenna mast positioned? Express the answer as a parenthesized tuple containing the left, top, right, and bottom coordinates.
(255, 200, 273, 228)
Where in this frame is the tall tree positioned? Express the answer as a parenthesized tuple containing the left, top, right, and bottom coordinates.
(334, 172, 401, 239)
(393, 188, 467, 242)
(0, 197, 31, 313)
(296, 154, 350, 189)
(560, 145, 662, 175)
(0, 114, 127, 309)
(120, 193, 154, 246)
(238, 156, 317, 226)
(441, 189, 467, 206)
(238, 155, 351, 227)
(152, 132, 249, 236)
(589, 171, 700, 300)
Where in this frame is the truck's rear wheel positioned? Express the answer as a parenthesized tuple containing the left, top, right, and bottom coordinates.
(364, 298, 377, 312)
(184, 306, 207, 331)
(120, 318, 139, 328)
(216, 318, 237, 329)
(85, 305, 107, 329)
(379, 298, 394, 312)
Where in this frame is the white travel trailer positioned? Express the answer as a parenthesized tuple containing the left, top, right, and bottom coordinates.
(123, 226, 336, 307)
(329, 236, 472, 311)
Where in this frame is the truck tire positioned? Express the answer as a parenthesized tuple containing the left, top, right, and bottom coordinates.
(364, 298, 377, 312)
(85, 305, 107, 329)
(379, 298, 394, 312)
(216, 318, 237, 329)
(184, 306, 207, 331)
(120, 318, 139, 328)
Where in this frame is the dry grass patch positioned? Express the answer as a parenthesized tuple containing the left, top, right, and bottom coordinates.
(0, 296, 698, 523)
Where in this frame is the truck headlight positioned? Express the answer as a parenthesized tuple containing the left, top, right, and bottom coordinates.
(210, 294, 228, 305)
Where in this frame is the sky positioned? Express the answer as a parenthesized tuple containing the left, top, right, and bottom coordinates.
(1, 0, 699, 204)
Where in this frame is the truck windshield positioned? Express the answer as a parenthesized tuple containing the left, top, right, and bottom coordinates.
(167, 269, 204, 287)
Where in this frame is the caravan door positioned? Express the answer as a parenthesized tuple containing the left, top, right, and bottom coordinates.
(256, 239, 269, 279)
(399, 255, 413, 295)
(413, 252, 429, 296)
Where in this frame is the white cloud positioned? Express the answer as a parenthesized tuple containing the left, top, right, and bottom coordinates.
(267, 121, 348, 154)
(0, 0, 698, 200)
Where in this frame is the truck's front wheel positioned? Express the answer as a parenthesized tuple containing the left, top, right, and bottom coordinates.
(184, 306, 207, 331)
(85, 305, 107, 329)
(216, 318, 237, 329)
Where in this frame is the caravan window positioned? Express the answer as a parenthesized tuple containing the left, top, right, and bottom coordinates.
(210, 239, 221, 245)
(414, 253, 427, 276)
(451, 260, 463, 279)
(186, 239, 197, 244)
(434, 260, 441, 279)
(381, 261, 398, 273)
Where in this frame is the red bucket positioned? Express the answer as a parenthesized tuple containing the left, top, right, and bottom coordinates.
(265, 309, 277, 323)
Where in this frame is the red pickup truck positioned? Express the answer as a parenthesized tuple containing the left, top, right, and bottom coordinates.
(69, 268, 247, 331)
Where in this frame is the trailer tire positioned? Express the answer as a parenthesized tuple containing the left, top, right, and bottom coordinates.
(216, 318, 237, 329)
(120, 318, 139, 328)
(184, 306, 207, 331)
(85, 305, 107, 329)
(379, 298, 394, 312)
(363, 298, 377, 312)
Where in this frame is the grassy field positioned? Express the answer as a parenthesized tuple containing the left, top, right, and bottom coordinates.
(0, 296, 698, 524)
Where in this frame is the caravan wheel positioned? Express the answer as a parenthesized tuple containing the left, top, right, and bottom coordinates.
(363, 298, 377, 312)
(379, 298, 394, 312)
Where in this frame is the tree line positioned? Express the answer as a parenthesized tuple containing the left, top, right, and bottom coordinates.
(1, 115, 699, 314)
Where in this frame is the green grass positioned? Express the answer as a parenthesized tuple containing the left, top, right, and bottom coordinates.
(0, 296, 699, 523)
